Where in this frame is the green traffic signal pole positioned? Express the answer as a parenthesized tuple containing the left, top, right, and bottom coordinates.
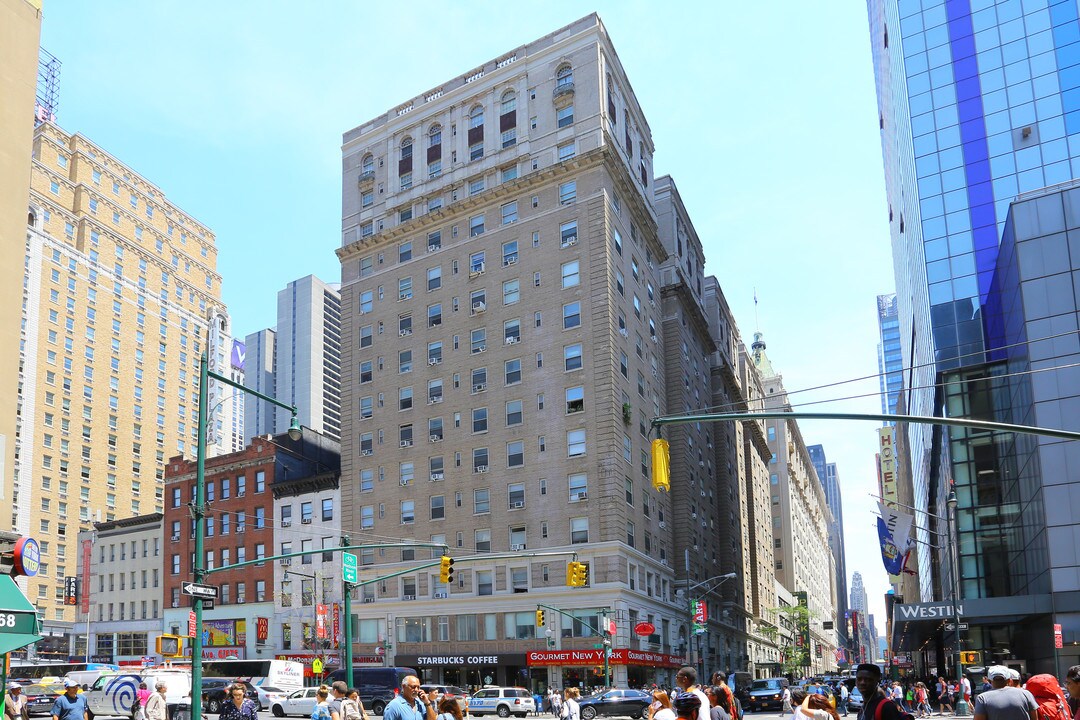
(194, 352, 300, 720)
(650, 409, 1080, 441)
(651, 409, 1080, 687)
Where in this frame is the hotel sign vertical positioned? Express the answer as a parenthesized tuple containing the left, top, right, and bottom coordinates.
(877, 427, 901, 583)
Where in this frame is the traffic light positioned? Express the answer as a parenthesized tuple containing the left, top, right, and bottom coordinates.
(439, 555, 455, 584)
(567, 561, 589, 587)
(156, 634, 183, 657)
(651, 438, 670, 492)
(536, 609, 545, 627)
(960, 651, 980, 665)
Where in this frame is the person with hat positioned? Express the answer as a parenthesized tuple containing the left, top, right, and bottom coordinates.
(973, 666, 1037, 720)
(674, 667, 709, 720)
(674, 693, 703, 720)
(51, 680, 88, 720)
(4, 682, 29, 720)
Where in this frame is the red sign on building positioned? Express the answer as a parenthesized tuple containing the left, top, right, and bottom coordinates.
(316, 604, 328, 639)
(1055, 624, 1063, 649)
(527, 649, 684, 668)
(256, 617, 269, 642)
(81, 539, 93, 614)
(332, 603, 340, 649)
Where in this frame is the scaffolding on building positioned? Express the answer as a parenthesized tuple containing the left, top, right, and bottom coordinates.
(35, 48, 61, 126)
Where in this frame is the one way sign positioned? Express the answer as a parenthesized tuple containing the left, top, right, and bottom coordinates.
(181, 581, 219, 599)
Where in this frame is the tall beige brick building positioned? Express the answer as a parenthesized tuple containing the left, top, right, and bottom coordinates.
(0, 0, 42, 530)
(337, 15, 691, 689)
(18, 121, 222, 650)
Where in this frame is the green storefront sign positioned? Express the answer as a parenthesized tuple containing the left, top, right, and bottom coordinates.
(0, 574, 43, 655)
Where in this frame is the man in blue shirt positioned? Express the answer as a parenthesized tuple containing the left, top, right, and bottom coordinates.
(383, 676, 435, 720)
(51, 680, 88, 720)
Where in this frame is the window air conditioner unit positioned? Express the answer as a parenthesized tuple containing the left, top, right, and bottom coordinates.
(505, 336, 519, 345)
(171, 534, 180, 542)
(474, 345, 486, 353)
(428, 244, 439, 252)
(429, 395, 442, 404)
(619, 328, 628, 337)
(430, 435, 442, 442)
(473, 383, 486, 392)
(692, 512, 697, 519)
(399, 329, 412, 337)
(574, 491, 587, 501)
(280, 558, 291, 566)
(400, 439, 413, 447)
(190, 532, 196, 539)
(362, 597, 375, 604)
(430, 319, 442, 327)
(510, 544, 525, 551)
(237, 491, 245, 497)
(699, 460, 705, 467)
(505, 256, 517, 266)
(238, 527, 245, 534)
(433, 591, 448, 599)
(470, 262, 485, 276)
(361, 449, 373, 456)
(430, 472, 444, 481)
(511, 501, 524, 509)
(476, 465, 489, 473)
(659, 521, 666, 529)
(403, 594, 416, 601)
(399, 292, 410, 301)
(428, 357, 440, 365)
(472, 301, 486, 314)
(301, 518, 312, 524)
(236, 595, 245, 603)
(561, 236, 577, 247)
(281, 520, 292, 527)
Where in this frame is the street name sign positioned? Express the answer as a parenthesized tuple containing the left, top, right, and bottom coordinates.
(343, 553, 358, 584)
(181, 581, 219, 599)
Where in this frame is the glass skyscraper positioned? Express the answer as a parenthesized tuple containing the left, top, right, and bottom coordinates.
(876, 293, 904, 416)
(869, 0, 1080, 676)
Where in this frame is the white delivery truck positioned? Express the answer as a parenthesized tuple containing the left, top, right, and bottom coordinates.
(84, 670, 192, 719)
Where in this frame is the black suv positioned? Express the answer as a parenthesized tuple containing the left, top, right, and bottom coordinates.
(577, 690, 652, 720)
(747, 678, 789, 712)
(202, 679, 259, 714)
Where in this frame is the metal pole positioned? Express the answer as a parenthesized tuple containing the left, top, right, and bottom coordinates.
(192, 351, 209, 720)
(685, 549, 695, 675)
(947, 492, 968, 717)
(342, 537, 353, 683)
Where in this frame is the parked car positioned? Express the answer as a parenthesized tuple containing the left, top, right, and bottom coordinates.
(747, 678, 790, 713)
(84, 670, 193, 720)
(252, 685, 291, 712)
(23, 683, 65, 717)
(847, 687, 864, 712)
(468, 687, 535, 718)
(577, 689, 652, 720)
(271, 687, 320, 718)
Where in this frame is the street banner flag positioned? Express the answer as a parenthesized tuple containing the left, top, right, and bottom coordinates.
(877, 516, 905, 575)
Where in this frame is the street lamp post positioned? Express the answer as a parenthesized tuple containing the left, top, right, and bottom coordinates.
(193, 351, 301, 720)
(946, 487, 969, 717)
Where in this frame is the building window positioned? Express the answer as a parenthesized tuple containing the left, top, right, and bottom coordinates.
(570, 517, 589, 544)
(563, 302, 581, 329)
(557, 105, 574, 128)
(561, 261, 580, 288)
(559, 180, 576, 204)
(474, 488, 490, 514)
(567, 429, 586, 457)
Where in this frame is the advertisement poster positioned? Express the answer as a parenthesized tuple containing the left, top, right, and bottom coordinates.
(204, 619, 247, 646)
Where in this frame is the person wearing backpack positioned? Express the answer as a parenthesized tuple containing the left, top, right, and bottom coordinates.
(1023, 674, 1069, 720)
(972, 666, 1037, 720)
(855, 664, 903, 720)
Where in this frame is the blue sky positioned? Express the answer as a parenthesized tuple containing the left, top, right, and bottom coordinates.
(41, 1, 897, 637)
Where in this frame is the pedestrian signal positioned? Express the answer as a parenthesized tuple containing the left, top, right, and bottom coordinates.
(960, 651, 980, 665)
(536, 609, 545, 627)
(156, 634, 183, 657)
(651, 438, 670, 492)
(439, 555, 455, 584)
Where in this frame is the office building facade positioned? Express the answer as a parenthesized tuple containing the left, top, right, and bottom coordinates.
(808, 445, 851, 661)
(243, 275, 342, 442)
(869, 0, 1080, 674)
(0, 0, 41, 528)
(876, 293, 903, 416)
(751, 336, 837, 675)
(19, 121, 222, 647)
(336, 15, 691, 690)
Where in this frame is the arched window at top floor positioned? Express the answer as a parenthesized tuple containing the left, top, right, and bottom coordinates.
(500, 90, 516, 115)
(556, 64, 574, 88)
(469, 104, 484, 129)
(400, 137, 413, 160)
(428, 124, 442, 147)
(361, 154, 374, 173)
